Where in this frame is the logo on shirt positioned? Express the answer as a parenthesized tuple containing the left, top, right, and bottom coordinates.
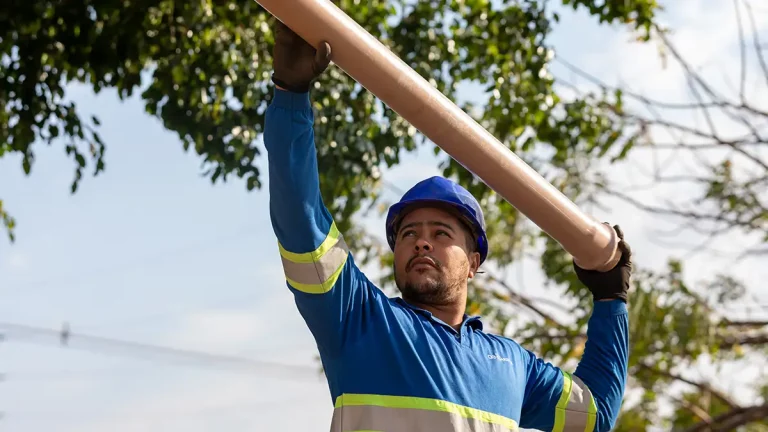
(487, 354, 511, 363)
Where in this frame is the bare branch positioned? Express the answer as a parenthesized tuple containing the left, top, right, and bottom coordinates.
(741, 246, 768, 257)
(481, 272, 567, 328)
(618, 175, 711, 194)
(670, 394, 714, 425)
(743, 0, 768, 87)
(719, 333, 768, 349)
(654, 27, 729, 107)
(601, 187, 762, 231)
(723, 319, 768, 327)
(554, 54, 768, 117)
(624, 113, 768, 170)
(637, 362, 738, 409)
(734, 0, 748, 103)
(682, 402, 768, 432)
(652, 28, 768, 170)
(681, 56, 721, 142)
(553, 56, 714, 111)
(637, 140, 766, 150)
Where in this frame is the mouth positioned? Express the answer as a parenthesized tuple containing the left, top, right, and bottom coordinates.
(408, 256, 438, 271)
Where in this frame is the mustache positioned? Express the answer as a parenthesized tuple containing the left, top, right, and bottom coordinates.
(406, 254, 442, 271)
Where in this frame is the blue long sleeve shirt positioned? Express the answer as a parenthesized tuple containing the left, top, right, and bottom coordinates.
(264, 88, 629, 432)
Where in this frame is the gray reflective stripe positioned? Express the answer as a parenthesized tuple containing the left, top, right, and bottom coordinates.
(567, 375, 593, 411)
(561, 374, 597, 432)
(331, 405, 517, 432)
(280, 236, 349, 292)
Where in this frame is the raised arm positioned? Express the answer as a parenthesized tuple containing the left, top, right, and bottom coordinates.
(264, 22, 381, 356)
(519, 225, 631, 431)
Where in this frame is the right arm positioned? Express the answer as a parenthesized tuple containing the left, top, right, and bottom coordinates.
(264, 88, 380, 355)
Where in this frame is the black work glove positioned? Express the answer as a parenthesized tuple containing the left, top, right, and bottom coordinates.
(271, 21, 332, 93)
(573, 224, 632, 303)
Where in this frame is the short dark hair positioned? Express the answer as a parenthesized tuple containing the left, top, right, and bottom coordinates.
(458, 220, 477, 253)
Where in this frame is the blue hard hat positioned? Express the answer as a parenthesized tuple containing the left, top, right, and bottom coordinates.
(385, 176, 488, 264)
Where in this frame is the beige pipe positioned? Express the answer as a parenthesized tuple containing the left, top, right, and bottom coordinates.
(256, 0, 621, 271)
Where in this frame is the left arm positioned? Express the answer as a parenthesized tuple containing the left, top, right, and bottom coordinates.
(519, 299, 629, 432)
(520, 225, 632, 431)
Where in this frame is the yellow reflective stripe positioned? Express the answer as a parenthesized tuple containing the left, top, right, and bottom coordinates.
(334, 393, 519, 431)
(584, 392, 597, 432)
(554, 371, 574, 432)
(278, 221, 349, 294)
(278, 222, 342, 263)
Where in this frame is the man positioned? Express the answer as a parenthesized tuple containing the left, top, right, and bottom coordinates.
(265, 21, 630, 432)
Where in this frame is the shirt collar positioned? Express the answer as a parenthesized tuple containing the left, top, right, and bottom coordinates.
(394, 297, 484, 331)
(464, 315, 484, 331)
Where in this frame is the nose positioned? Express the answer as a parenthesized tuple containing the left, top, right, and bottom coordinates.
(414, 236, 432, 253)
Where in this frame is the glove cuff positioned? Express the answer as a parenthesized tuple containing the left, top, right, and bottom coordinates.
(271, 74, 310, 94)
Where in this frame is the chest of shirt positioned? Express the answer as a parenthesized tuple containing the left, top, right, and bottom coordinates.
(329, 300, 528, 421)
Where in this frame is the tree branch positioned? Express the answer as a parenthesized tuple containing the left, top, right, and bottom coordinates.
(723, 319, 768, 328)
(681, 402, 768, 432)
(554, 53, 768, 118)
(734, 0, 748, 104)
(719, 333, 768, 349)
(601, 187, 762, 231)
(743, 0, 768, 88)
(741, 246, 768, 257)
(637, 362, 738, 409)
(481, 272, 568, 328)
(671, 394, 714, 426)
(653, 27, 768, 170)
(624, 113, 768, 171)
(637, 140, 766, 150)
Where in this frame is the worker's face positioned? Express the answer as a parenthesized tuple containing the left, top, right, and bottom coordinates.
(393, 206, 481, 306)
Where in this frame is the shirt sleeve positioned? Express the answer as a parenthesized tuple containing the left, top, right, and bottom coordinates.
(519, 300, 629, 432)
(263, 88, 383, 356)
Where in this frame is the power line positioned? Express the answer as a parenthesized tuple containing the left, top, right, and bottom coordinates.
(0, 322, 321, 381)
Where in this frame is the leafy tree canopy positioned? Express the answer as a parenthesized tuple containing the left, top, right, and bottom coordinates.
(1, 0, 656, 235)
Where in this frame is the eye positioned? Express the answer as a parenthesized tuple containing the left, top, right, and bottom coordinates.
(436, 230, 451, 237)
(400, 230, 416, 239)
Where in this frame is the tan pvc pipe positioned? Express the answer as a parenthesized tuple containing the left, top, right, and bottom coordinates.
(256, 0, 621, 271)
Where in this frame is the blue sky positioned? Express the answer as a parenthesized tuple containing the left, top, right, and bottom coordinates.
(1, 1, 767, 431)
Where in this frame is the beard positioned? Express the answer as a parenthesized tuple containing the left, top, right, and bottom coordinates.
(395, 267, 460, 306)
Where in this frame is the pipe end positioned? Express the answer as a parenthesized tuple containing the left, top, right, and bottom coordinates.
(572, 222, 622, 272)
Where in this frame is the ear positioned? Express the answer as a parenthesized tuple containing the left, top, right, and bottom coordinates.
(467, 252, 481, 279)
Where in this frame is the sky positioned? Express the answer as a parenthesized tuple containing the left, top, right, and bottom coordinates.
(1, 1, 767, 431)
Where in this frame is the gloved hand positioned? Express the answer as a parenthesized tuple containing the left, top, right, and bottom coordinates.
(573, 225, 632, 303)
(272, 21, 332, 93)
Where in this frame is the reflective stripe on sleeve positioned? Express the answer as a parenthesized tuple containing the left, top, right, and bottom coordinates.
(278, 222, 349, 294)
(331, 393, 519, 432)
(553, 372, 598, 432)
